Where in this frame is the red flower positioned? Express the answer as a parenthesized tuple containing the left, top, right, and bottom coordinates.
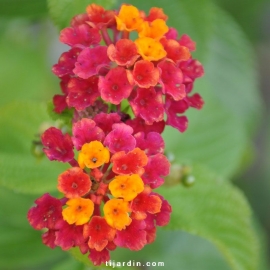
(161, 38, 191, 63)
(179, 34, 196, 51)
(83, 216, 116, 251)
(134, 131, 164, 155)
(142, 153, 170, 188)
(126, 116, 165, 134)
(131, 187, 162, 220)
(88, 248, 110, 266)
(57, 167, 91, 198)
(130, 87, 164, 124)
(93, 112, 121, 135)
(73, 46, 110, 79)
(42, 230, 57, 249)
(60, 24, 101, 48)
(179, 58, 204, 80)
(107, 39, 140, 67)
(99, 67, 133, 105)
(86, 4, 116, 29)
(27, 193, 63, 230)
(104, 123, 136, 153)
(72, 118, 105, 150)
(52, 48, 81, 78)
(41, 127, 74, 162)
(128, 60, 159, 88)
(111, 148, 148, 175)
(158, 60, 186, 101)
(55, 222, 86, 250)
(114, 219, 147, 251)
(66, 76, 100, 111)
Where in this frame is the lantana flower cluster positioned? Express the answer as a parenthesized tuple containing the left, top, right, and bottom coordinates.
(27, 3, 204, 266)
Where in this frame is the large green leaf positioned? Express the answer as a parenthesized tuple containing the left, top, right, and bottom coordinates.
(0, 101, 67, 194)
(112, 230, 230, 270)
(0, 187, 66, 269)
(0, 21, 57, 108)
(47, 0, 116, 30)
(163, 80, 248, 178)
(205, 6, 262, 134)
(159, 164, 259, 270)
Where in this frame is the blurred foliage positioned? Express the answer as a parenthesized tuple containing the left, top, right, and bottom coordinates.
(0, 0, 268, 269)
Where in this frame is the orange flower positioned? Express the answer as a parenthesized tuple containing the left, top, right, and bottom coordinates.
(78, 141, 110, 169)
(109, 174, 144, 201)
(103, 198, 131, 230)
(62, 197, 94, 225)
(115, 4, 143, 32)
(139, 19, 169, 40)
(135, 37, 166, 61)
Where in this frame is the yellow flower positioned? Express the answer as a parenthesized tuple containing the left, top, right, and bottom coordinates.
(115, 4, 144, 32)
(103, 198, 131, 230)
(109, 174, 144, 201)
(62, 197, 94, 225)
(78, 141, 110, 169)
(139, 19, 169, 40)
(135, 37, 166, 61)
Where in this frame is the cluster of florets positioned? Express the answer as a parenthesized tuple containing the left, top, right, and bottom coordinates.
(27, 3, 204, 266)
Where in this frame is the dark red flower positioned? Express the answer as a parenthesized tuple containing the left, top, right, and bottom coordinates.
(114, 219, 147, 251)
(42, 229, 57, 249)
(93, 112, 121, 135)
(134, 131, 164, 155)
(73, 46, 110, 79)
(129, 60, 160, 88)
(158, 60, 186, 101)
(130, 87, 164, 124)
(126, 117, 165, 134)
(179, 34, 196, 51)
(52, 48, 81, 78)
(187, 93, 204, 109)
(142, 153, 170, 188)
(72, 118, 105, 150)
(55, 222, 85, 250)
(104, 123, 136, 153)
(66, 76, 100, 110)
(165, 96, 189, 132)
(57, 167, 92, 198)
(70, 13, 90, 27)
(179, 59, 204, 80)
(83, 216, 116, 251)
(107, 39, 140, 67)
(60, 24, 101, 48)
(41, 127, 74, 162)
(111, 148, 148, 175)
(27, 193, 63, 230)
(88, 248, 110, 266)
(99, 67, 133, 105)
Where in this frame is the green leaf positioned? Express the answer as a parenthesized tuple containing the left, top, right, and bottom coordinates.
(0, 187, 66, 269)
(0, 101, 67, 194)
(0, 21, 58, 108)
(159, 164, 259, 270)
(0, 0, 47, 18)
(163, 81, 248, 178)
(205, 5, 262, 134)
(112, 230, 230, 270)
(123, 0, 214, 59)
(47, 0, 116, 30)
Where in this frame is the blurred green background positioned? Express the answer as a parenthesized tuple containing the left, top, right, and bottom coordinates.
(0, 0, 269, 269)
